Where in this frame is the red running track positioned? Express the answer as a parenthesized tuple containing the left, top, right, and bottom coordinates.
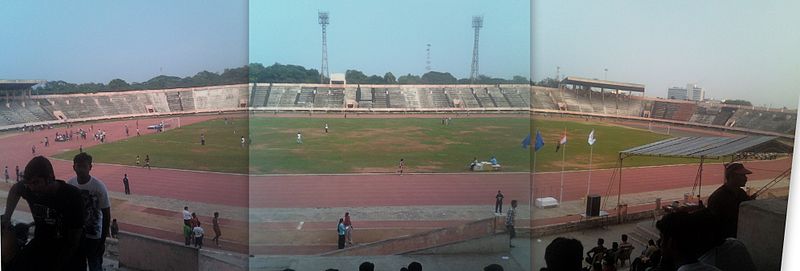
(0, 116, 791, 209)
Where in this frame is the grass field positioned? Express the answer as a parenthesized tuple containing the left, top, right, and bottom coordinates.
(248, 117, 532, 174)
(532, 118, 703, 172)
(54, 118, 250, 173)
(54, 116, 710, 174)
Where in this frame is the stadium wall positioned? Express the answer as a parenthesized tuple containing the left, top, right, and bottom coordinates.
(1, 83, 794, 139)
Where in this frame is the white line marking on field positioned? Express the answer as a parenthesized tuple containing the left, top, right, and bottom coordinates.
(297, 221, 304, 230)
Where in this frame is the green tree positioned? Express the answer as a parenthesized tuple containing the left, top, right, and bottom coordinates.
(421, 71, 458, 84)
(384, 72, 396, 84)
(397, 74, 421, 84)
(345, 70, 369, 84)
(107, 79, 130, 91)
(511, 76, 529, 84)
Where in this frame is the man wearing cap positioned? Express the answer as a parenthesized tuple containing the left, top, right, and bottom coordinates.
(708, 162, 754, 238)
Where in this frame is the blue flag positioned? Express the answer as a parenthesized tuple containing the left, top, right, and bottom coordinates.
(534, 131, 545, 151)
(521, 133, 531, 149)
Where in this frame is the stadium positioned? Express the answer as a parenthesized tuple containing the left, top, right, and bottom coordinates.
(0, 77, 795, 270)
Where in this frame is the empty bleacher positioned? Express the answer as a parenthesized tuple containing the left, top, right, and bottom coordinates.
(252, 85, 270, 107)
(165, 92, 183, 111)
(689, 104, 719, 125)
(649, 101, 696, 121)
(446, 88, 480, 108)
(504, 87, 532, 108)
(372, 88, 388, 108)
(387, 89, 407, 108)
(295, 87, 314, 107)
(473, 88, 496, 108)
(179, 91, 195, 111)
(316, 88, 344, 108)
(487, 87, 511, 107)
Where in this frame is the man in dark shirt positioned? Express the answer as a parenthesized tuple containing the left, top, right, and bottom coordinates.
(1, 156, 85, 271)
(495, 190, 504, 213)
(708, 162, 753, 238)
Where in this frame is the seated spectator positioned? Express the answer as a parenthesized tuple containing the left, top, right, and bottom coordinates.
(359, 261, 374, 271)
(585, 238, 607, 265)
(656, 211, 720, 270)
(604, 242, 619, 264)
(408, 261, 422, 271)
(541, 237, 582, 271)
(631, 239, 660, 271)
(693, 209, 757, 271)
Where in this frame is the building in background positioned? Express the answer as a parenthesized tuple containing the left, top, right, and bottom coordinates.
(667, 84, 704, 101)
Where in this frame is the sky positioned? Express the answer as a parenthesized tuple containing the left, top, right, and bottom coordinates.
(0, 0, 247, 84)
(251, 0, 531, 80)
(2, 1, 798, 108)
(534, 0, 800, 108)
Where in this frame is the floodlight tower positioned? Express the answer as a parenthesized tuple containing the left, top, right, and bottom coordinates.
(426, 44, 432, 72)
(470, 16, 483, 83)
(319, 12, 330, 84)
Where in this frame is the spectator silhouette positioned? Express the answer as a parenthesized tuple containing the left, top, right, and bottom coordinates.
(1, 156, 85, 270)
(708, 162, 753, 238)
(359, 261, 375, 271)
(541, 237, 582, 271)
(656, 211, 720, 270)
(408, 261, 422, 271)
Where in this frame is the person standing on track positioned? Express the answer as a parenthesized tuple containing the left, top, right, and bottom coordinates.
(337, 218, 346, 249)
(144, 154, 150, 169)
(495, 190, 504, 213)
(296, 131, 303, 144)
(344, 212, 354, 245)
(397, 158, 405, 176)
(200, 133, 205, 146)
(3, 166, 8, 183)
(183, 206, 192, 226)
(212, 212, 222, 247)
(324, 123, 329, 134)
(122, 174, 130, 195)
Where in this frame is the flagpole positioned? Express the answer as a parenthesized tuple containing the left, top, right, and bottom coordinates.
(560, 135, 566, 204)
(588, 144, 593, 196)
(531, 142, 536, 214)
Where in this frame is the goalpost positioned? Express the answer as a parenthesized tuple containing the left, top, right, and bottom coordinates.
(161, 117, 181, 131)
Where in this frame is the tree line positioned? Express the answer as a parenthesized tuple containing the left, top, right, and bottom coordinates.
(33, 62, 532, 95)
(35, 67, 248, 95)
(249, 63, 530, 85)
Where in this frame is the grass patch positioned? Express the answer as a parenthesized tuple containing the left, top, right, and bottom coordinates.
(52, 117, 708, 174)
(532, 118, 703, 172)
(53, 119, 249, 174)
(248, 117, 532, 174)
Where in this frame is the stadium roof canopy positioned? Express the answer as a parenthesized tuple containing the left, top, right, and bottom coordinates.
(620, 136, 792, 159)
(0, 80, 46, 91)
(561, 76, 645, 93)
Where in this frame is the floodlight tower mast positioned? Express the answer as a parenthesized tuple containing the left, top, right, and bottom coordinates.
(470, 16, 483, 83)
(426, 44, 432, 72)
(319, 12, 330, 84)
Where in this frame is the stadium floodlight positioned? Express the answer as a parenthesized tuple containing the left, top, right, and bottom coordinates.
(319, 12, 330, 84)
(470, 16, 483, 83)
